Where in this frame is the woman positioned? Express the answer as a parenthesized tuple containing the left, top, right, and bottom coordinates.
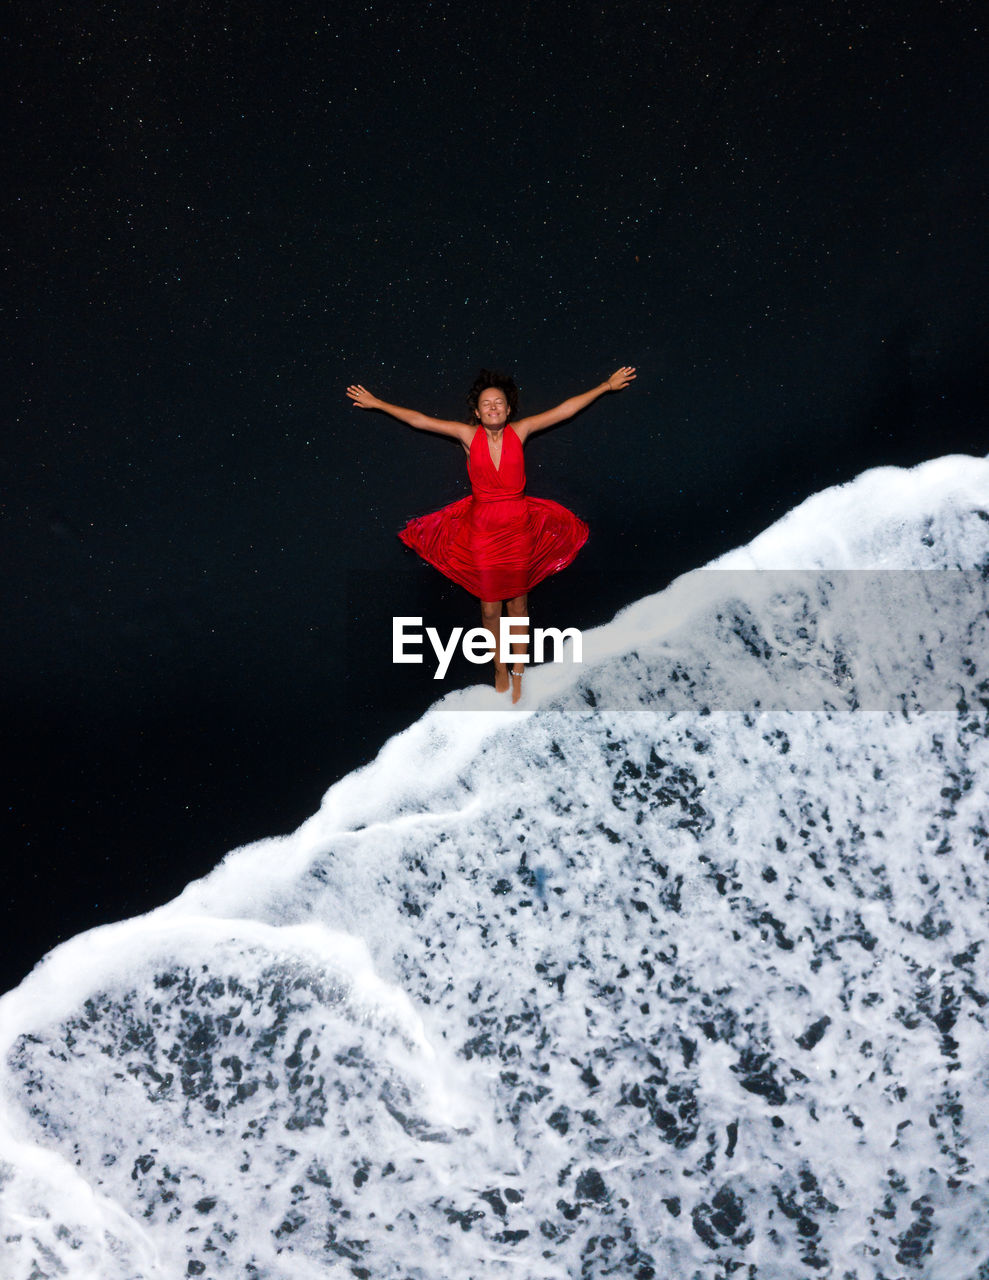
(346, 366, 636, 701)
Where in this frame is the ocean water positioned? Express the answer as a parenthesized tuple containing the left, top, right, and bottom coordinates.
(2, 454, 989, 1280)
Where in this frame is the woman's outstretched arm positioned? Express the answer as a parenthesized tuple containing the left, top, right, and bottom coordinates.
(346, 385, 473, 445)
(513, 367, 636, 442)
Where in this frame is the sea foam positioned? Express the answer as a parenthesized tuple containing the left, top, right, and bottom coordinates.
(2, 454, 988, 1279)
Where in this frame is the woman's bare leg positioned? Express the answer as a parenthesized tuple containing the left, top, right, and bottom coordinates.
(481, 599, 508, 692)
(506, 594, 529, 703)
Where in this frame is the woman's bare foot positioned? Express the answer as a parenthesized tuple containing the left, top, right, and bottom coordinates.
(510, 666, 523, 704)
(494, 663, 510, 694)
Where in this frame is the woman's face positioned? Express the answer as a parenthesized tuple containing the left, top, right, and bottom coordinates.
(476, 387, 509, 428)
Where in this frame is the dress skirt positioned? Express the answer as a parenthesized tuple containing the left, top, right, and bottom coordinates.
(398, 423, 588, 601)
(399, 492, 588, 600)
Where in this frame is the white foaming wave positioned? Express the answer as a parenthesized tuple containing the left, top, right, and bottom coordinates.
(3, 452, 989, 1279)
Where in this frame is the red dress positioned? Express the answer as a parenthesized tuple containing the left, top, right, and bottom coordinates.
(398, 425, 589, 600)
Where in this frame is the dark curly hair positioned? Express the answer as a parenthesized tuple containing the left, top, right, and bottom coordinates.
(466, 369, 519, 423)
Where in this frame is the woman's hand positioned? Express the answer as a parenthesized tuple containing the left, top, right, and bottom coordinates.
(346, 384, 381, 410)
(344, 387, 471, 441)
(607, 366, 637, 392)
